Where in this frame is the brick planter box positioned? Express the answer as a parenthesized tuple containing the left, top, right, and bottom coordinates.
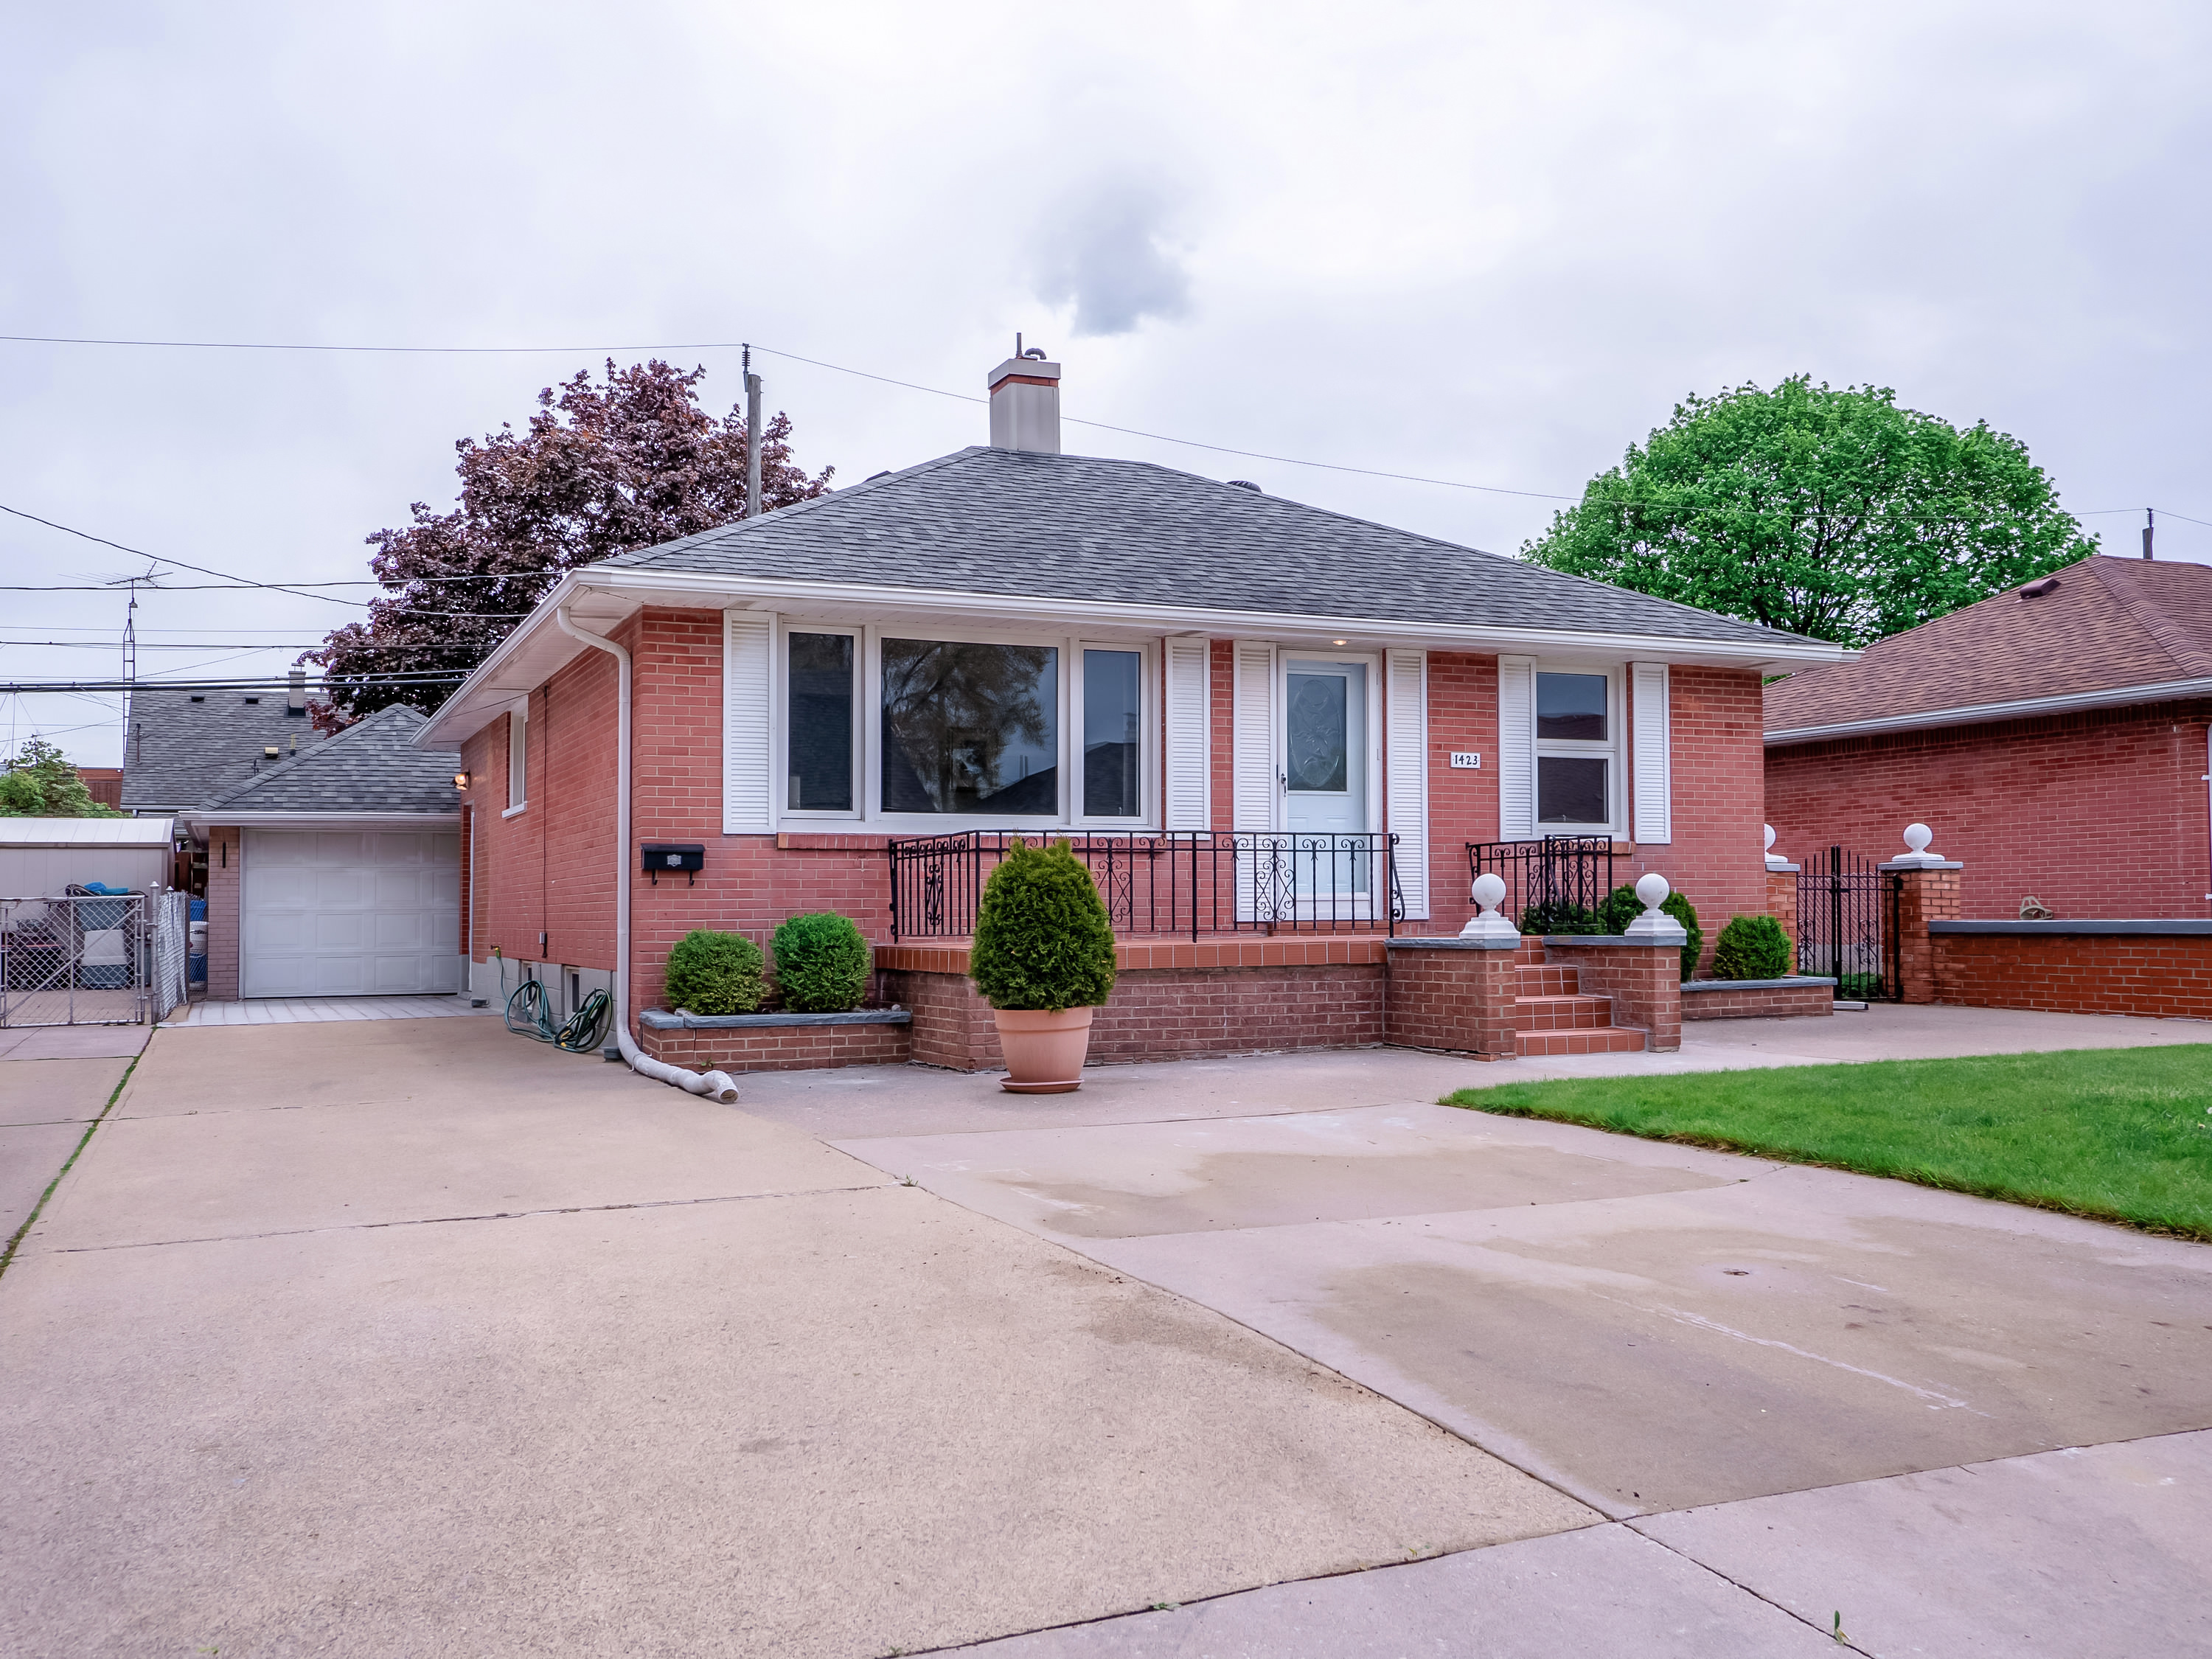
(638, 1007, 912, 1073)
(1681, 976, 1837, 1020)
(1929, 920, 2212, 1019)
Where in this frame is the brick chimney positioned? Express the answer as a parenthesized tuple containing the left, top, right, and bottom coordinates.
(287, 667, 307, 717)
(988, 341, 1060, 454)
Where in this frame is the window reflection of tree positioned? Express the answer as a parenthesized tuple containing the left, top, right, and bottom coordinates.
(881, 641, 1057, 814)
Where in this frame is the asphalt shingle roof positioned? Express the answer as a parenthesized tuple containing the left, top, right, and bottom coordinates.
(597, 446, 1812, 650)
(1764, 556, 2212, 737)
(198, 704, 462, 815)
(120, 686, 333, 810)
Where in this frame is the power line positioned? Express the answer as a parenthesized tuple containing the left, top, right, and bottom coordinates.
(0, 674, 467, 694)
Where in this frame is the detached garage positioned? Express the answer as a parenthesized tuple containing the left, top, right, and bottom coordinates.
(187, 706, 465, 1001)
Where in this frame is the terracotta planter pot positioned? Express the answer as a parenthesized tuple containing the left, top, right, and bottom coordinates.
(992, 1006, 1095, 1093)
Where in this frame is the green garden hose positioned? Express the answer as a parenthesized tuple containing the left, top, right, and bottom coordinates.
(504, 978, 613, 1054)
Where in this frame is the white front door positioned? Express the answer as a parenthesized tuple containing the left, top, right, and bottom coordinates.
(1283, 658, 1369, 836)
(240, 829, 461, 997)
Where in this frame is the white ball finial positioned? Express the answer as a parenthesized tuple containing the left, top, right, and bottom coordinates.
(1624, 870, 1687, 943)
(1635, 872, 1671, 911)
(1471, 872, 1506, 914)
(1902, 823, 1933, 855)
(1460, 870, 1519, 942)
(1764, 824, 1776, 853)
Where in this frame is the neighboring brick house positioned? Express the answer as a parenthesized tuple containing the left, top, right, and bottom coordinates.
(415, 352, 1844, 1065)
(1764, 554, 2212, 919)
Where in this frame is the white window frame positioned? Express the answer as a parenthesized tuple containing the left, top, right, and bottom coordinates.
(1074, 639, 1157, 827)
(502, 703, 528, 818)
(776, 622, 861, 821)
(757, 622, 1159, 834)
(1531, 661, 1623, 835)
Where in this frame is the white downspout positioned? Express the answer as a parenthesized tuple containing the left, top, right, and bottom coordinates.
(555, 605, 739, 1105)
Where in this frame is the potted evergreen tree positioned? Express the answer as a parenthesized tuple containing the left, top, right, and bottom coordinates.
(970, 839, 1117, 1093)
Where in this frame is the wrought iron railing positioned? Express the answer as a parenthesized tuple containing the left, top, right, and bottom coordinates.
(0, 891, 184, 1027)
(886, 830, 1402, 941)
(1796, 846, 1899, 1000)
(1464, 837, 1618, 930)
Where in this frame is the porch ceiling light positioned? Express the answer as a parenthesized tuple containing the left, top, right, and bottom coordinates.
(454, 772, 472, 790)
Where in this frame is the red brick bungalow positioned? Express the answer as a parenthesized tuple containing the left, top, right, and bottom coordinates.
(1765, 554, 2212, 919)
(416, 355, 1845, 1085)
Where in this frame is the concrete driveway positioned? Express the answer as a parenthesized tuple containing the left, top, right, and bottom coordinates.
(0, 1023, 145, 1251)
(0, 1019, 1584, 1659)
(736, 1015, 2212, 1657)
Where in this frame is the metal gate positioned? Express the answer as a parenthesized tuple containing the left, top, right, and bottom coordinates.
(0, 892, 189, 1026)
(1795, 847, 1899, 1001)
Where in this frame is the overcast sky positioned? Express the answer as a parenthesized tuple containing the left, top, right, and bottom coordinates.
(6, 1, 2208, 765)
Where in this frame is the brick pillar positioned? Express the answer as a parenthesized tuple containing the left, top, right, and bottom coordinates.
(1882, 861, 1963, 1004)
(205, 825, 241, 1001)
(1765, 865, 1799, 970)
(1384, 936, 1522, 1059)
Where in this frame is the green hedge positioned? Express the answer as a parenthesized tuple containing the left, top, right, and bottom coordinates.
(664, 930, 765, 1016)
(970, 839, 1117, 1012)
(773, 913, 872, 1013)
(1711, 914, 1793, 980)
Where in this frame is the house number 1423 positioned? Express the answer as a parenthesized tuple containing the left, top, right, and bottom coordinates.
(1448, 752, 1481, 769)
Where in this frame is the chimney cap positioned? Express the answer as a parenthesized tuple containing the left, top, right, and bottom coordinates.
(988, 356, 1060, 391)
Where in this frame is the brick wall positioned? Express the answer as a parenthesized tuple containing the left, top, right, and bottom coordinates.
(205, 825, 240, 999)
(1421, 653, 1499, 932)
(1767, 700, 2212, 920)
(1933, 931, 2212, 1020)
(1543, 938, 1683, 1051)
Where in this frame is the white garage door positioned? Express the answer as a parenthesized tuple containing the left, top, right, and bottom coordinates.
(241, 830, 462, 998)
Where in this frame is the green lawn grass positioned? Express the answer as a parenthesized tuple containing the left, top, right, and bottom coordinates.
(1442, 1046, 2212, 1241)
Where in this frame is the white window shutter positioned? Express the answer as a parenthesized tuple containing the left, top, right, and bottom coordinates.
(1231, 640, 1277, 831)
(1498, 655, 1535, 840)
(1385, 649, 1429, 919)
(1164, 638, 1211, 830)
(1632, 661, 1672, 844)
(723, 611, 776, 834)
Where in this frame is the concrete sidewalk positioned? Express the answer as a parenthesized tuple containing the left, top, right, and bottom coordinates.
(1, 1019, 1587, 1658)
(0, 1024, 145, 1247)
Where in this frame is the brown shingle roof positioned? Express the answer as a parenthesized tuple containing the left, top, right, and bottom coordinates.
(1764, 556, 2212, 740)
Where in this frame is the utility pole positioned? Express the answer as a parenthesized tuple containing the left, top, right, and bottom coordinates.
(2143, 507, 2156, 560)
(744, 344, 763, 520)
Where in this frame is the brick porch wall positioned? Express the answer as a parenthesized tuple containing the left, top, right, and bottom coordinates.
(1382, 939, 1519, 1057)
(638, 1020, 913, 1074)
(1542, 937, 1683, 1051)
(1681, 981, 1834, 1020)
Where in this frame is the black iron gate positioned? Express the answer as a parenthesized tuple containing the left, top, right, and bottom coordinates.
(1795, 846, 1899, 1001)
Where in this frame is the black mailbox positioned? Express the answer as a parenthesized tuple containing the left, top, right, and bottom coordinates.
(641, 843, 705, 886)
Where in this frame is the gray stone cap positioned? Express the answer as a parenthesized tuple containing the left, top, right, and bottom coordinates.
(1542, 933, 1683, 950)
(641, 1007, 914, 1029)
(1879, 859, 1965, 872)
(1683, 975, 1839, 991)
(1387, 934, 1521, 952)
(1930, 919, 2212, 936)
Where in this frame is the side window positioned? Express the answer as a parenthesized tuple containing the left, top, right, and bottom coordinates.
(1534, 671, 1612, 829)
(506, 706, 528, 813)
(1081, 648, 1143, 818)
(787, 633, 856, 813)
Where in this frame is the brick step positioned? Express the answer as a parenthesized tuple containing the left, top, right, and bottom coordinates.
(1514, 965, 1582, 997)
(1514, 937, 1549, 964)
(1514, 993, 1614, 1031)
(1517, 1026, 1649, 1057)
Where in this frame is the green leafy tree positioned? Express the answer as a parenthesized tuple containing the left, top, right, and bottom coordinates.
(1524, 378, 2096, 646)
(0, 737, 124, 818)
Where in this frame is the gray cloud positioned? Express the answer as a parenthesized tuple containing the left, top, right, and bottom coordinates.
(1032, 175, 1192, 336)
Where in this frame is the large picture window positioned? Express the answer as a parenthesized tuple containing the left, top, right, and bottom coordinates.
(1535, 669, 1615, 828)
(881, 639, 1059, 815)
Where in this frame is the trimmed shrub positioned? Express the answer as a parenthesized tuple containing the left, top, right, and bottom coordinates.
(970, 838, 1117, 1012)
(773, 912, 872, 1013)
(664, 929, 765, 1015)
(1599, 883, 1703, 982)
(1711, 914, 1793, 981)
(1519, 900, 1604, 936)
